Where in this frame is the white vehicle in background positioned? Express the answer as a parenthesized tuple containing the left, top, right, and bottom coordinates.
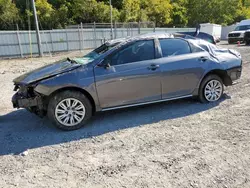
(200, 23, 222, 43)
(228, 19, 250, 44)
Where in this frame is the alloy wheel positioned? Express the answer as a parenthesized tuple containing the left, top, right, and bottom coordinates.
(204, 80, 223, 102)
(55, 98, 86, 126)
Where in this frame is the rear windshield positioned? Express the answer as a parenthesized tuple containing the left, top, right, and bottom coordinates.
(234, 25, 250, 31)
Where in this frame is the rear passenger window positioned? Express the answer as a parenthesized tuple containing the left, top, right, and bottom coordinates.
(159, 39, 191, 57)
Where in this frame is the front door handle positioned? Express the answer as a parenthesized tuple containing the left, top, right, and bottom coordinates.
(199, 57, 208, 62)
(148, 64, 160, 71)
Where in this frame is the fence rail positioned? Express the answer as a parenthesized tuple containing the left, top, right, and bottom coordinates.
(0, 27, 195, 58)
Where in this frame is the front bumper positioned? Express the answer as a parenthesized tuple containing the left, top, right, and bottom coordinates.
(226, 66, 242, 82)
(12, 92, 42, 109)
(228, 37, 244, 43)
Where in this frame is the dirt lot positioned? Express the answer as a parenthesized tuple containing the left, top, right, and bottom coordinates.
(0, 42, 250, 188)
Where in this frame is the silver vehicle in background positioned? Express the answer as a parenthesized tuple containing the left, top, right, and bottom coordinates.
(228, 19, 250, 44)
(12, 33, 242, 130)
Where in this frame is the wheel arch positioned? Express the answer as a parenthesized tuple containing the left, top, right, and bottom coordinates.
(201, 69, 232, 86)
(193, 69, 232, 96)
(47, 87, 96, 114)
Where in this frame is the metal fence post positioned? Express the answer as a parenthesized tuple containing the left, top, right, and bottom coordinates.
(50, 31, 54, 53)
(78, 25, 82, 51)
(127, 23, 129, 36)
(16, 24, 23, 58)
(102, 29, 105, 43)
(28, 30, 33, 58)
(114, 21, 117, 39)
(138, 21, 141, 35)
(93, 22, 97, 48)
(65, 29, 69, 51)
(81, 22, 84, 50)
(129, 23, 133, 37)
(42, 31, 51, 56)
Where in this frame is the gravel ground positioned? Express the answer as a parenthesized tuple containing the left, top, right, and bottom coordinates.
(0, 42, 250, 188)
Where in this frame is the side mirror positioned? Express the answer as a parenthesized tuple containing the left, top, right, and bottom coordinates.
(97, 61, 111, 69)
(104, 63, 111, 69)
(97, 59, 112, 69)
(100, 59, 111, 69)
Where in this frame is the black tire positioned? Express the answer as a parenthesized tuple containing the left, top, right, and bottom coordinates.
(47, 90, 92, 131)
(228, 40, 233, 44)
(198, 74, 224, 103)
(246, 40, 250, 45)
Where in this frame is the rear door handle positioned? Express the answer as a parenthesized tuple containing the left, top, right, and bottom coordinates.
(199, 57, 208, 62)
(148, 64, 160, 71)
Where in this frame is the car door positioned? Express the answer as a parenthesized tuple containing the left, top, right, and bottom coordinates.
(158, 38, 208, 99)
(94, 39, 162, 109)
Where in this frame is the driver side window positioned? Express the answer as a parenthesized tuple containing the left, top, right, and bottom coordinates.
(106, 40, 155, 66)
(159, 38, 191, 57)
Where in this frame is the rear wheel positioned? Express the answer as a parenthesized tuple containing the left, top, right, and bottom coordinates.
(48, 91, 92, 131)
(198, 74, 224, 103)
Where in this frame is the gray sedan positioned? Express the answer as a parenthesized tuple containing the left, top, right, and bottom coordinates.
(12, 33, 242, 130)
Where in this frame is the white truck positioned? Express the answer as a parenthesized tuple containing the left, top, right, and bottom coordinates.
(228, 19, 250, 44)
(200, 23, 222, 42)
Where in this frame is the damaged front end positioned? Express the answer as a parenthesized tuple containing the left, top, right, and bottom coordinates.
(11, 58, 84, 117)
(12, 84, 46, 117)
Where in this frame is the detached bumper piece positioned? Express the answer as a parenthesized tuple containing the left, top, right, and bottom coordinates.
(227, 66, 242, 82)
(12, 93, 42, 109)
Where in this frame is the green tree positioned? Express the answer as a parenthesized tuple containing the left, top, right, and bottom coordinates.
(186, 0, 246, 26)
(121, 0, 141, 22)
(3, 0, 250, 30)
(121, 0, 172, 26)
(234, 0, 250, 22)
(72, 0, 119, 23)
(48, 0, 75, 27)
(35, 0, 55, 29)
(170, 0, 188, 27)
(144, 0, 173, 26)
(97, 0, 123, 9)
(0, 0, 20, 30)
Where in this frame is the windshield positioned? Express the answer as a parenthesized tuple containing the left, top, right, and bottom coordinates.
(85, 43, 117, 59)
(72, 43, 119, 64)
(234, 25, 250, 31)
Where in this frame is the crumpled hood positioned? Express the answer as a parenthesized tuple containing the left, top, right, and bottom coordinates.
(13, 59, 82, 85)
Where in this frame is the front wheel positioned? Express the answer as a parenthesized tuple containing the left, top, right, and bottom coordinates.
(198, 74, 224, 103)
(47, 91, 92, 131)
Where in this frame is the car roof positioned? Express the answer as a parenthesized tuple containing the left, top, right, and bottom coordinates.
(106, 32, 174, 46)
(105, 32, 216, 50)
(131, 32, 174, 39)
